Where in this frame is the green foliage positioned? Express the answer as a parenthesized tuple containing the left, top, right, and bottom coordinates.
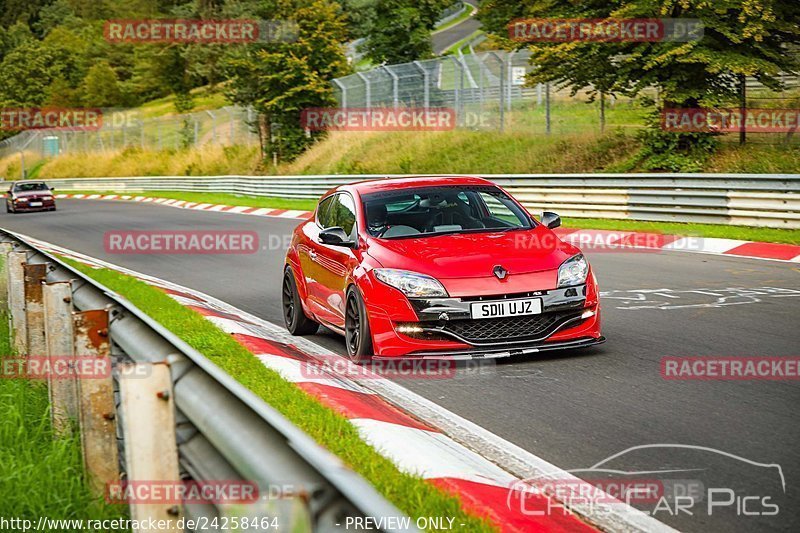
(223, 0, 351, 161)
(479, 0, 800, 168)
(362, 0, 450, 63)
(341, 0, 377, 39)
(81, 61, 124, 107)
(481, 1, 800, 105)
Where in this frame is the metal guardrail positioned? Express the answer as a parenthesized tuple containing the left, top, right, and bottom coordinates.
(21, 173, 800, 229)
(0, 229, 415, 533)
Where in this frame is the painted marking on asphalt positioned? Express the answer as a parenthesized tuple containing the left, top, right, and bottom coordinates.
(601, 286, 800, 309)
(257, 353, 370, 393)
(664, 237, 748, 254)
(350, 418, 518, 486)
(725, 242, 800, 261)
(280, 209, 308, 218)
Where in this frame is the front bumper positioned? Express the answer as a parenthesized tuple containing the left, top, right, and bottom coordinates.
(11, 200, 56, 211)
(367, 283, 603, 358)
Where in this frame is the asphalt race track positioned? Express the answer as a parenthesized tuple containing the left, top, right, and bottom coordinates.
(432, 0, 481, 55)
(4, 199, 798, 533)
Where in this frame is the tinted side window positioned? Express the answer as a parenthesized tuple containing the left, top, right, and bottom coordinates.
(330, 194, 357, 238)
(316, 196, 335, 228)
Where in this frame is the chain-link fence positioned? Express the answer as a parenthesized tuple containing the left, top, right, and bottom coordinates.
(2, 49, 798, 172)
(0, 106, 258, 166)
(332, 49, 800, 140)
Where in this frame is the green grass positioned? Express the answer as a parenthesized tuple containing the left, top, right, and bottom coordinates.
(62, 259, 495, 532)
(136, 85, 228, 119)
(0, 311, 126, 526)
(562, 218, 800, 245)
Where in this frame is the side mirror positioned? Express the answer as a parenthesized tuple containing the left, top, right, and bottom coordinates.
(541, 211, 561, 229)
(319, 227, 355, 247)
(49, 187, 55, 192)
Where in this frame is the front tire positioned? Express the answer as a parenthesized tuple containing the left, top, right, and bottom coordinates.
(282, 267, 318, 336)
(345, 287, 373, 363)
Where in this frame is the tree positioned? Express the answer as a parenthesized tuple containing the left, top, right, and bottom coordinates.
(479, 0, 800, 168)
(223, 0, 350, 162)
(82, 60, 124, 107)
(340, 0, 377, 40)
(0, 40, 72, 106)
(363, 0, 450, 64)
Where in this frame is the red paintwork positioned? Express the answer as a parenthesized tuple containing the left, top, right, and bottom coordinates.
(285, 176, 603, 357)
(5, 182, 57, 212)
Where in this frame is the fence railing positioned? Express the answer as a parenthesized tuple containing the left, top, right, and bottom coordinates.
(0, 231, 415, 532)
(0, 106, 258, 163)
(331, 50, 800, 136)
(22, 173, 800, 229)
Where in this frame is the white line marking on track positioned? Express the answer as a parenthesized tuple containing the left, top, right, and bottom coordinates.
(351, 418, 518, 486)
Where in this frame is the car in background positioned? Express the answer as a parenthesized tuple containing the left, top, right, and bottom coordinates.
(5, 181, 57, 213)
(282, 176, 604, 362)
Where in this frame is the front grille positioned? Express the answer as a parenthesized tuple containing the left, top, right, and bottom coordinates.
(441, 311, 582, 344)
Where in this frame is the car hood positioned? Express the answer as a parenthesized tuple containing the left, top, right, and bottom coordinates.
(365, 226, 579, 279)
(12, 190, 52, 197)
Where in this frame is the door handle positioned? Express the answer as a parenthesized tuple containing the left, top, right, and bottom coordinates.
(308, 250, 318, 260)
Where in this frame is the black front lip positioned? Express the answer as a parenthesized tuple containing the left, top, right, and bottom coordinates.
(400, 285, 590, 346)
(374, 336, 606, 360)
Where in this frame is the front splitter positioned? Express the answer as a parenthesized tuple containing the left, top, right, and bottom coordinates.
(373, 336, 606, 361)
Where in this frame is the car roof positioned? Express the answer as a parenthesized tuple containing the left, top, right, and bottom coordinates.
(339, 175, 494, 196)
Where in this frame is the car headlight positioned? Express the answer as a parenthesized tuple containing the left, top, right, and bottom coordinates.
(557, 254, 589, 288)
(373, 268, 448, 298)
(15, 197, 27, 202)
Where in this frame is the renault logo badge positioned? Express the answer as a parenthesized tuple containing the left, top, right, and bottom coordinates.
(493, 265, 508, 280)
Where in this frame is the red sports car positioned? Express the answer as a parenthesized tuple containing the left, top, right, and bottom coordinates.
(5, 181, 57, 213)
(283, 176, 604, 361)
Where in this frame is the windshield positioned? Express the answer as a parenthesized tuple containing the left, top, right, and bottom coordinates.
(362, 185, 533, 239)
(13, 182, 49, 192)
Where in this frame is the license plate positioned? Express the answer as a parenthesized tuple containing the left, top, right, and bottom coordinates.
(29, 202, 42, 207)
(470, 298, 542, 319)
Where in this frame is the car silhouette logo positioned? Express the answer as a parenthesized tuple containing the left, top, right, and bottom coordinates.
(493, 265, 508, 280)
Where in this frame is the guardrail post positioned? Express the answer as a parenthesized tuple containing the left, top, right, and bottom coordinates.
(0, 242, 11, 304)
(74, 309, 119, 495)
(119, 363, 182, 530)
(24, 263, 47, 358)
(44, 281, 78, 436)
(8, 251, 28, 354)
